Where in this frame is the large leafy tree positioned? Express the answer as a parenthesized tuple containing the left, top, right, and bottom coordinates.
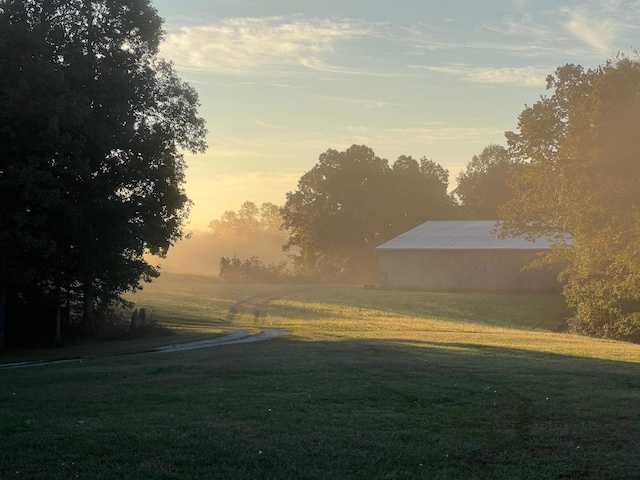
(453, 144, 520, 220)
(281, 145, 455, 282)
(281, 145, 391, 280)
(0, 0, 206, 343)
(390, 155, 457, 231)
(499, 55, 640, 341)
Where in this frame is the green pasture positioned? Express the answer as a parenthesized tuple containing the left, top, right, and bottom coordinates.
(1, 273, 639, 479)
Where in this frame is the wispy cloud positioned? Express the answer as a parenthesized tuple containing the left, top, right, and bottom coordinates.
(160, 16, 375, 75)
(161, 3, 640, 80)
(558, 5, 622, 54)
(511, 0, 532, 9)
(478, 1, 640, 59)
(498, 1, 640, 57)
(319, 125, 507, 153)
(308, 94, 407, 109)
(254, 119, 292, 130)
(388, 126, 505, 143)
(202, 171, 301, 187)
(298, 57, 400, 77)
(423, 65, 549, 87)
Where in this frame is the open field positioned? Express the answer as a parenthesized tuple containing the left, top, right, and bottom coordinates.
(2, 273, 640, 479)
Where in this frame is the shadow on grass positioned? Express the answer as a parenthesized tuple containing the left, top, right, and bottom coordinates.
(2, 333, 638, 479)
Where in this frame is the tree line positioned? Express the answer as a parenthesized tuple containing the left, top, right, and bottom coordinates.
(213, 143, 519, 283)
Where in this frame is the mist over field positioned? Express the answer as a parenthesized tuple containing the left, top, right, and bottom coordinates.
(151, 201, 290, 277)
(153, 228, 290, 277)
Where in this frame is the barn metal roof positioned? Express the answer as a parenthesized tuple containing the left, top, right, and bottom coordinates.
(376, 221, 553, 251)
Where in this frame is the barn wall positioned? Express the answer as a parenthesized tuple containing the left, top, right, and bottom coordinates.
(379, 249, 561, 292)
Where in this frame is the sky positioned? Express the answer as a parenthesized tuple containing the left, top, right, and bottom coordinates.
(152, 0, 640, 231)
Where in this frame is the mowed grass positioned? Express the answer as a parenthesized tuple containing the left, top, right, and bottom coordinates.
(1, 273, 640, 479)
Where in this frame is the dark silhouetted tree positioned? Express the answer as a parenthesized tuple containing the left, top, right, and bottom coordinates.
(0, 0, 206, 345)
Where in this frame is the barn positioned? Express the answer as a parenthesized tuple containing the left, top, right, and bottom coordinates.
(376, 220, 561, 292)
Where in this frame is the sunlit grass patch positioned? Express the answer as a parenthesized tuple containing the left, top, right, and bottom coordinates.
(126, 274, 639, 364)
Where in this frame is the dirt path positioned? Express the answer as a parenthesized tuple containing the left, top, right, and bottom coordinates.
(1, 289, 297, 370)
(153, 328, 287, 353)
(223, 287, 299, 322)
(0, 327, 288, 370)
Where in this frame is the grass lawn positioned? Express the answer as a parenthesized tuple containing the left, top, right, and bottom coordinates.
(1, 273, 639, 479)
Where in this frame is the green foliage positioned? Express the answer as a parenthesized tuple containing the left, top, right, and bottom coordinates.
(500, 54, 640, 341)
(0, 0, 206, 345)
(454, 144, 521, 219)
(219, 256, 293, 284)
(281, 145, 457, 282)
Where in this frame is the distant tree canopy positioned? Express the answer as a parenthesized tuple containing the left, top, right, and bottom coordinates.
(454, 144, 521, 220)
(219, 256, 291, 284)
(208, 201, 291, 278)
(209, 201, 285, 248)
(0, 0, 206, 347)
(151, 201, 290, 278)
(499, 54, 640, 341)
(281, 145, 457, 282)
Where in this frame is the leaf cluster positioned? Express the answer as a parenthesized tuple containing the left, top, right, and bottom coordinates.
(453, 144, 521, 220)
(499, 54, 640, 341)
(218, 256, 294, 284)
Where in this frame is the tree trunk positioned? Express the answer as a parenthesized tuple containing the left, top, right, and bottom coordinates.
(63, 286, 71, 336)
(55, 303, 61, 340)
(82, 273, 94, 331)
(0, 284, 6, 352)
